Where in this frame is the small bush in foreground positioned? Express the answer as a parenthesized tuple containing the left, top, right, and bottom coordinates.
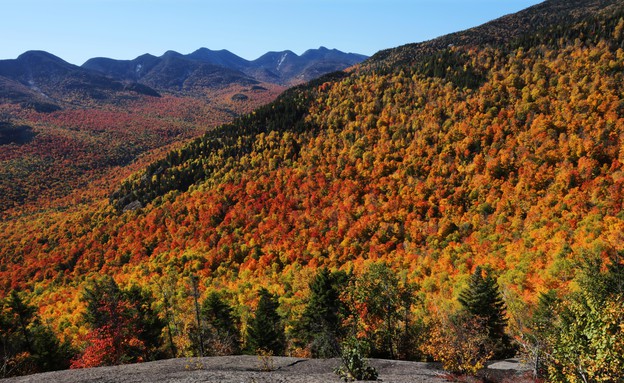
(256, 348, 276, 372)
(334, 341, 378, 381)
(421, 312, 493, 376)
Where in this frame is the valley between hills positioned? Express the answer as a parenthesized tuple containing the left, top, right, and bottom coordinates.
(1, 0, 623, 382)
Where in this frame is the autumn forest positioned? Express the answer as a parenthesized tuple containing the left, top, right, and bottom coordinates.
(1, 0, 623, 382)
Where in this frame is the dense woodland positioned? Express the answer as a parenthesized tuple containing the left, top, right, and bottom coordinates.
(1, 0, 624, 382)
(0, 84, 283, 215)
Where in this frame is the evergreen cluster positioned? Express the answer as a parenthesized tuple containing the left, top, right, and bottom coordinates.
(0, 291, 73, 378)
(246, 288, 285, 356)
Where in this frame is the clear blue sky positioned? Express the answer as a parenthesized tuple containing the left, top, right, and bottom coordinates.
(2, 0, 543, 65)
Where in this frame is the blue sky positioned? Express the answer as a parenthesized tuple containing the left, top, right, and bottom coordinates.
(3, 0, 543, 65)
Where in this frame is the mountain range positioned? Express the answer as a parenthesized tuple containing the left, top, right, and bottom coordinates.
(84, 47, 367, 87)
(0, 47, 366, 110)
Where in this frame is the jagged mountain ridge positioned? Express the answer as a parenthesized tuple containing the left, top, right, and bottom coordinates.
(82, 47, 368, 89)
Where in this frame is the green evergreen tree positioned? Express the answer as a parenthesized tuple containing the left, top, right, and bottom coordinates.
(578, 251, 624, 302)
(82, 276, 123, 329)
(458, 266, 513, 358)
(28, 321, 73, 373)
(124, 285, 166, 360)
(200, 291, 240, 355)
(523, 289, 560, 379)
(532, 290, 559, 332)
(0, 291, 72, 378)
(246, 288, 285, 355)
(7, 290, 35, 354)
(294, 268, 348, 357)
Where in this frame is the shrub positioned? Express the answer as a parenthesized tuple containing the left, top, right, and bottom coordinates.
(421, 312, 494, 376)
(334, 341, 378, 381)
(256, 348, 276, 372)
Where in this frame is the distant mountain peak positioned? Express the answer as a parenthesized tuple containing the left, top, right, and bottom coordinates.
(136, 53, 158, 61)
(162, 50, 183, 59)
(16, 51, 73, 69)
(18, 50, 65, 60)
(2, 46, 368, 103)
(0, 50, 162, 109)
(192, 47, 231, 54)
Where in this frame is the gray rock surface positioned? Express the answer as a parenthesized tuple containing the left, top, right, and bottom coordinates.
(1, 356, 529, 383)
(1, 356, 447, 383)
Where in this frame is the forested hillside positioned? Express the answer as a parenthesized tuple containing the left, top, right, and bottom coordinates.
(1, 0, 623, 381)
(0, 81, 283, 215)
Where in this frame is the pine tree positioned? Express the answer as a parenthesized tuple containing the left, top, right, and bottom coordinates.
(531, 290, 559, 336)
(246, 288, 285, 355)
(294, 268, 348, 357)
(1, 291, 72, 377)
(6, 290, 35, 354)
(579, 250, 624, 302)
(123, 285, 166, 360)
(522, 289, 559, 379)
(458, 266, 512, 358)
(28, 320, 73, 373)
(201, 291, 240, 355)
(82, 276, 123, 329)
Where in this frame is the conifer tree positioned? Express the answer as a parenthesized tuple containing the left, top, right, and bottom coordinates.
(458, 266, 512, 358)
(579, 251, 624, 302)
(1, 291, 72, 377)
(201, 291, 240, 355)
(531, 290, 559, 331)
(123, 285, 166, 360)
(294, 268, 348, 357)
(521, 289, 559, 379)
(246, 288, 285, 355)
(6, 290, 35, 354)
(82, 276, 123, 329)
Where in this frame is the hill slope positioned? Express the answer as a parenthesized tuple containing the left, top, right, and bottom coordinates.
(366, 0, 620, 70)
(0, 53, 284, 214)
(0, 49, 290, 213)
(0, 0, 623, 376)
